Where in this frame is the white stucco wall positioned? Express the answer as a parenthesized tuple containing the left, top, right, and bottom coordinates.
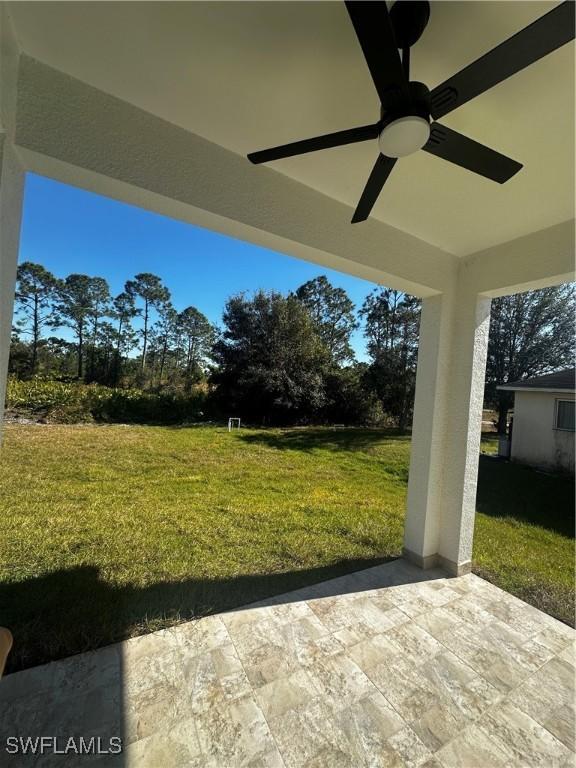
(0, 4, 25, 445)
(511, 391, 575, 473)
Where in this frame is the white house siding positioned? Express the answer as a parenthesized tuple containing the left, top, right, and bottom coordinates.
(511, 391, 575, 473)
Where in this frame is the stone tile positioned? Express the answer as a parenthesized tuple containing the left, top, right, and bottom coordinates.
(373, 606, 412, 631)
(482, 597, 536, 628)
(394, 684, 441, 724)
(366, 593, 396, 613)
(436, 723, 513, 768)
(482, 618, 529, 652)
(194, 694, 279, 767)
(342, 690, 405, 742)
(187, 643, 252, 714)
(300, 633, 346, 663)
(253, 668, 320, 719)
(409, 701, 467, 752)
(445, 574, 480, 595)
(124, 716, 201, 768)
(385, 623, 444, 664)
(384, 583, 421, 606)
(481, 699, 571, 767)
(281, 613, 328, 641)
(307, 653, 376, 711)
(413, 605, 463, 642)
(226, 615, 286, 657)
(387, 724, 433, 768)
(268, 697, 351, 768)
(422, 650, 476, 695)
(558, 756, 576, 768)
(418, 759, 445, 768)
(123, 645, 184, 699)
(518, 635, 558, 670)
(543, 703, 576, 752)
(175, 614, 230, 655)
(481, 653, 534, 693)
(0, 691, 52, 746)
(511, 656, 576, 725)
(422, 651, 501, 720)
(333, 627, 363, 648)
(303, 746, 357, 768)
(0, 643, 123, 708)
(442, 595, 495, 626)
(437, 621, 503, 675)
(533, 626, 575, 655)
(415, 583, 462, 608)
(508, 670, 560, 725)
(347, 633, 402, 672)
(240, 640, 301, 688)
(124, 682, 188, 744)
(222, 605, 271, 631)
(312, 692, 408, 768)
(351, 597, 407, 635)
(357, 652, 433, 712)
(455, 673, 502, 720)
(559, 640, 576, 668)
(307, 596, 356, 633)
(279, 615, 338, 666)
(397, 596, 434, 618)
(269, 600, 317, 624)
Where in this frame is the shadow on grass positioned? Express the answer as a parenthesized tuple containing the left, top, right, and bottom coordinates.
(238, 427, 410, 453)
(3, 555, 454, 763)
(1, 556, 397, 675)
(476, 455, 575, 538)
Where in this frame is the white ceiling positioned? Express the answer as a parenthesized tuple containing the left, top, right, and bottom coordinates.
(8, 1, 575, 256)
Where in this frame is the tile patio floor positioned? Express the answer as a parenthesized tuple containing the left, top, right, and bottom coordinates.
(1, 559, 574, 767)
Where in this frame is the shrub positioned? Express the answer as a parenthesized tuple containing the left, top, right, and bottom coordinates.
(6, 377, 206, 425)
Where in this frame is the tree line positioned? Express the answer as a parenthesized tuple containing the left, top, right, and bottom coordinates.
(9, 262, 574, 428)
(11, 265, 215, 393)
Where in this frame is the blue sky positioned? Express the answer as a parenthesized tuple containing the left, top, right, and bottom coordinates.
(18, 173, 379, 360)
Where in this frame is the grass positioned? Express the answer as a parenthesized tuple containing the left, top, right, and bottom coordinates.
(0, 424, 573, 672)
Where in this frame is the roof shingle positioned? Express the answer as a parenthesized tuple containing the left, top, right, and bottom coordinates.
(498, 368, 575, 391)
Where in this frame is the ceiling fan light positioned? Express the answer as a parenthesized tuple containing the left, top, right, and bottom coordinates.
(378, 115, 430, 158)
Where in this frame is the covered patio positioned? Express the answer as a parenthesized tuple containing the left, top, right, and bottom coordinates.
(0, 1, 574, 765)
(1, 560, 574, 766)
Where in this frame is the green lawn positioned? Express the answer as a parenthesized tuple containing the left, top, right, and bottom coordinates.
(0, 424, 573, 672)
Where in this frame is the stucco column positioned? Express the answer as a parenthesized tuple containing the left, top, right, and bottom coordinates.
(0, 140, 24, 443)
(1, 4, 25, 443)
(403, 283, 491, 576)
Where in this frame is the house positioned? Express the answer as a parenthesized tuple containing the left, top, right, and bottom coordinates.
(498, 368, 575, 473)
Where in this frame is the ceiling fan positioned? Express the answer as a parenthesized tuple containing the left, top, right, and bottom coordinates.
(248, 1, 575, 223)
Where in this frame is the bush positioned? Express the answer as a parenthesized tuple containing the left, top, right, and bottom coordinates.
(6, 377, 207, 425)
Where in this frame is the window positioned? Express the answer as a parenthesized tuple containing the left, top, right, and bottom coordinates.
(554, 400, 575, 431)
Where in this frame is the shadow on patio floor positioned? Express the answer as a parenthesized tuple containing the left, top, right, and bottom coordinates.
(1, 556, 403, 675)
(0, 557, 451, 766)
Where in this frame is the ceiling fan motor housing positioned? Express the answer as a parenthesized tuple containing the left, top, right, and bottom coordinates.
(389, 1, 431, 49)
(379, 81, 431, 157)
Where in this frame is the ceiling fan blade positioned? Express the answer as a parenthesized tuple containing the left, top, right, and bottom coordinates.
(423, 123, 522, 183)
(345, 1, 408, 104)
(248, 123, 380, 165)
(351, 154, 397, 223)
(430, 1, 575, 119)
